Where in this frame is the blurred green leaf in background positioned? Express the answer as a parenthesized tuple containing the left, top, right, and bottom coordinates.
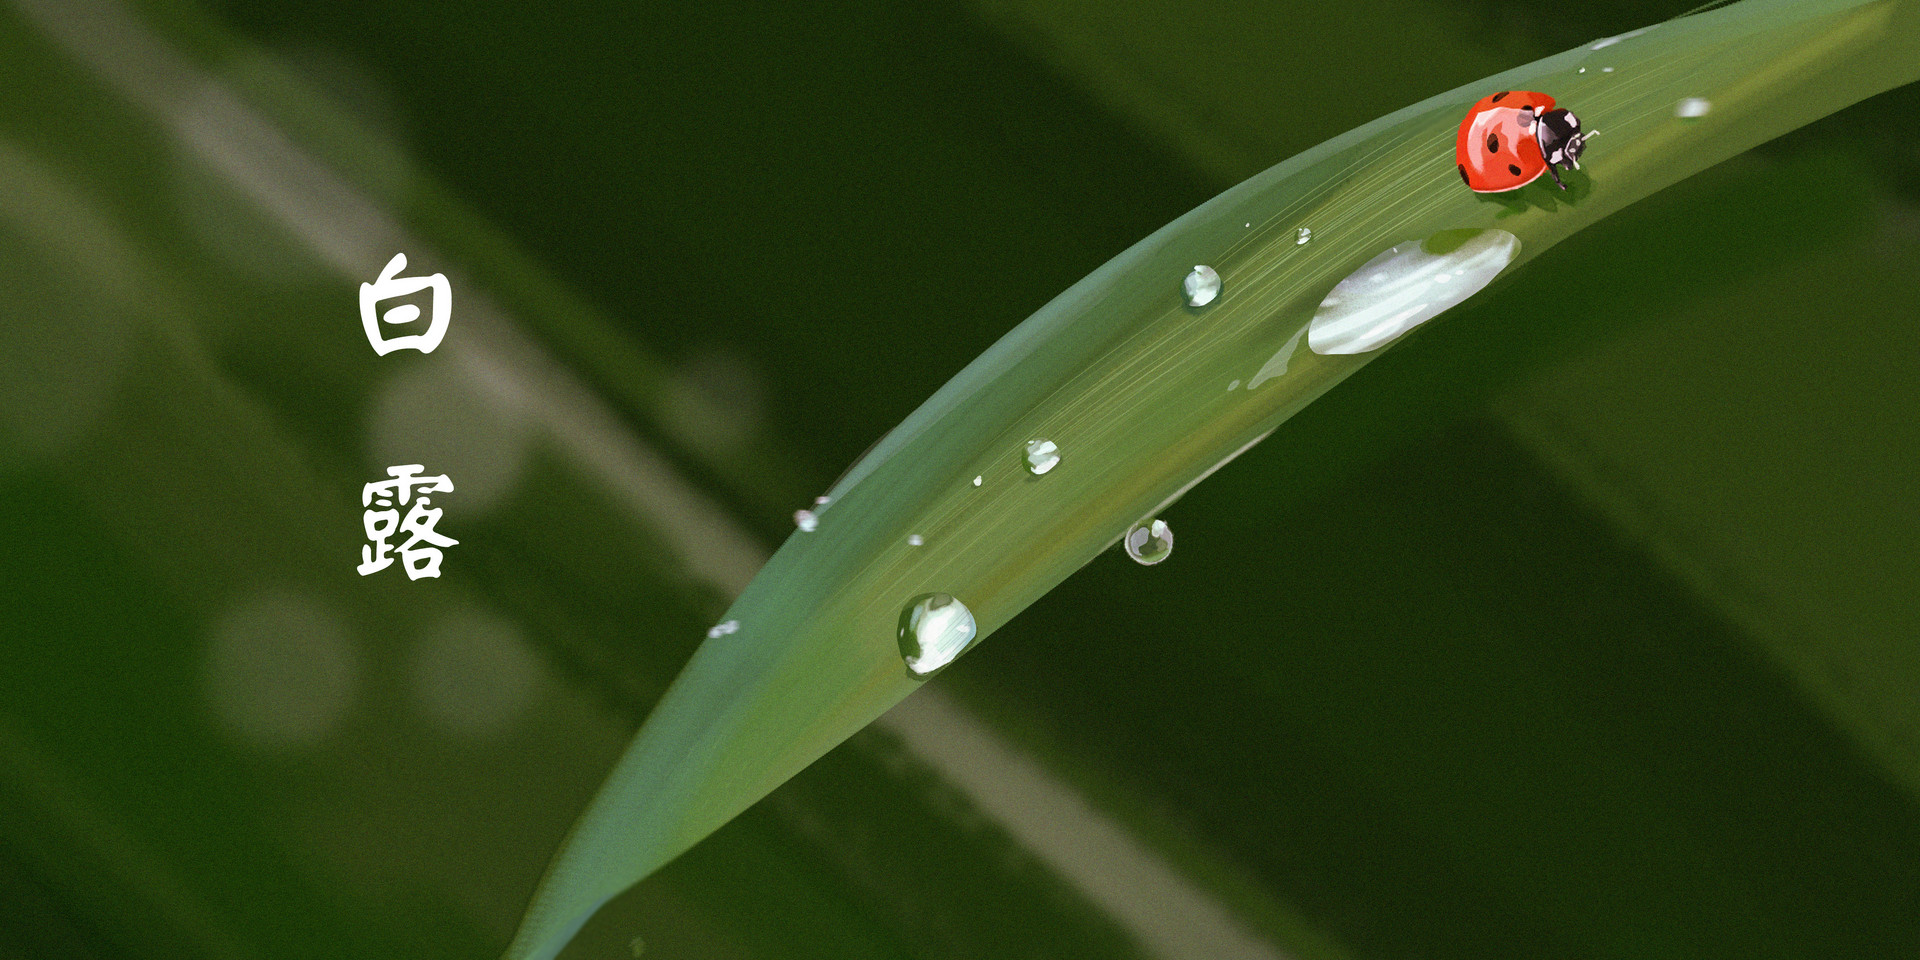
(1, 0, 1917, 959)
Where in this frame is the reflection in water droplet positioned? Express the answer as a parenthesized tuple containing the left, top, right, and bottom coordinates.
(706, 619, 740, 639)
(1183, 265, 1221, 307)
(1247, 327, 1306, 389)
(1123, 519, 1174, 565)
(1025, 439, 1060, 475)
(793, 509, 818, 532)
(972, 475, 983, 487)
(1296, 227, 1312, 245)
(1309, 229, 1520, 355)
(897, 593, 978, 678)
(907, 534, 924, 546)
(1676, 97, 1711, 118)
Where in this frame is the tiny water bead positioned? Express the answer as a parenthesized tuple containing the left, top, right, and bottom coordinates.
(1025, 439, 1060, 475)
(1123, 519, 1174, 565)
(897, 593, 977, 678)
(1296, 227, 1312, 245)
(793, 509, 818, 532)
(813, 495, 832, 506)
(907, 534, 924, 546)
(1676, 97, 1712, 118)
(1308, 228, 1520, 355)
(706, 620, 739, 639)
(1182, 265, 1221, 307)
(972, 475, 982, 486)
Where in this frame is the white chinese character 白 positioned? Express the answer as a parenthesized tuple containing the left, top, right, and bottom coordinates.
(360, 252, 451, 355)
(358, 464, 458, 579)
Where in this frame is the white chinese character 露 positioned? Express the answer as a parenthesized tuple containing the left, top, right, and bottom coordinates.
(360, 252, 451, 355)
(358, 464, 458, 579)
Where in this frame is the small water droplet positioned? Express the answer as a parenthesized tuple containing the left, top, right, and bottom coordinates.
(897, 593, 977, 677)
(1296, 227, 1312, 245)
(907, 534, 924, 546)
(1183, 265, 1221, 307)
(1591, 36, 1621, 49)
(793, 509, 818, 532)
(1227, 379, 1241, 391)
(813, 495, 832, 506)
(706, 619, 739, 639)
(1123, 519, 1174, 565)
(1675, 97, 1711, 118)
(1244, 221, 1252, 228)
(1309, 229, 1520, 355)
(1578, 67, 1587, 73)
(1025, 439, 1060, 475)
(972, 475, 983, 486)
(1602, 66, 1614, 73)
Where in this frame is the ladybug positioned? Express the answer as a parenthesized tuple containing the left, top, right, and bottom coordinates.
(1455, 91, 1594, 192)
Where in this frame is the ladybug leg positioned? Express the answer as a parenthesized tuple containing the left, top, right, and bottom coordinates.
(1547, 164, 1567, 190)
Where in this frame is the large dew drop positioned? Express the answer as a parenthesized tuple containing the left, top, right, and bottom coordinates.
(1183, 265, 1221, 307)
(897, 593, 978, 677)
(1123, 519, 1174, 565)
(1025, 439, 1061, 475)
(1308, 229, 1519, 355)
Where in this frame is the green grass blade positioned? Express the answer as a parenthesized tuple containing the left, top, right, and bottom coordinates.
(509, 1, 1920, 955)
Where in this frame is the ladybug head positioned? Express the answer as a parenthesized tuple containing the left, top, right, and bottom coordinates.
(1534, 108, 1591, 172)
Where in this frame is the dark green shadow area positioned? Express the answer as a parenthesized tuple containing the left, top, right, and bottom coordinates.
(952, 415, 1920, 960)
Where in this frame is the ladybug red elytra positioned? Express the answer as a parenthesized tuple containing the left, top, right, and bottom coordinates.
(1455, 90, 1594, 192)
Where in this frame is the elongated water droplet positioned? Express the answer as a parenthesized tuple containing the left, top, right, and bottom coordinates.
(897, 593, 977, 677)
(706, 619, 739, 639)
(907, 534, 924, 546)
(1675, 97, 1711, 118)
(1124, 519, 1174, 565)
(813, 495, 832, 506)
(793, 509, 818, 532)
(1309, 229, 1519, 355)
(1183, 265, 1221, 307)
(1025, 439, 1060, 475)
(1296, 227, 1312, 245)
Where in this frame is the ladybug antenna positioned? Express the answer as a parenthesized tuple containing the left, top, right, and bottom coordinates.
(1568, 128, 1597, 170)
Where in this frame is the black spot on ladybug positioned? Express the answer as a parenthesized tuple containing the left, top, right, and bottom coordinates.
(1486, 133, 1500, 153)
(1492, 91, 1509, 102)
(1458, 164, 1470, 186)
(1508, 163, 1524, 176)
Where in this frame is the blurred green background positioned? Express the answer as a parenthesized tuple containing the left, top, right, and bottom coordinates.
(3, 0, 1918, 958)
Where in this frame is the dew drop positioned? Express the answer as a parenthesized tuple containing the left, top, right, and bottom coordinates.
(972, 475, 983, 486)
(1123, 519, 1174, 565)
(1602, 67, 1614, 73)
(1676, 97, 1711, 118)
(1183, 265, 1221, 307)
(907, 534, 924, 546)
(706, 619, 739, 639)
(897, 593, 977, 677)
(1309, 229, 1520, 355)
(793, 509, 818, 532)
(1025, 438, 1060, 475)
(1296, 227, 1312, 245)
(813, 495, 832, 506)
